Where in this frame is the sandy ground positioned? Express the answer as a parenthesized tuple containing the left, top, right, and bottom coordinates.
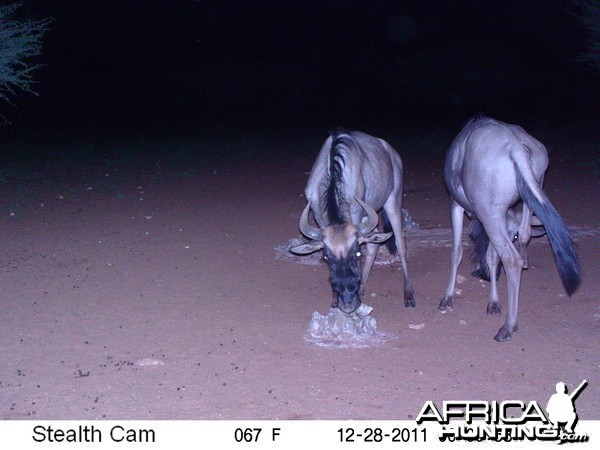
(0, 127, 598, 420)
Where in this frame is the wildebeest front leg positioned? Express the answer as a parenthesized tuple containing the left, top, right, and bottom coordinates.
(439, 201, 464, 311)
(359, 242, 379, 296)
(486, 244, 502, 316)
(384, 200, 415, 307)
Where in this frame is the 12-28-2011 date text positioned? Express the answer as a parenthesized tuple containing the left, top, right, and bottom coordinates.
(338, 427, 426, 443)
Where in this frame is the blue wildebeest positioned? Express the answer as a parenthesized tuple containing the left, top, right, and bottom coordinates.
(439, 115, 581, 341)
(290, 129, 415, 313)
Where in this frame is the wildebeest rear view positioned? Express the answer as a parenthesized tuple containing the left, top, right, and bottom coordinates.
(290, 129, 415, 313)
(439, 116, 581, 342)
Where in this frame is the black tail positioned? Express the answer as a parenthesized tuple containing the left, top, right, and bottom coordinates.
(381, 209, 397, 255)
(469, 217, 501, 281)
(515, 170, 581, 295)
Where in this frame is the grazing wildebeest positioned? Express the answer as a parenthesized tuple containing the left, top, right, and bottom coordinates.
(439, 115, 581, 341)
(290, 128, 415, 313)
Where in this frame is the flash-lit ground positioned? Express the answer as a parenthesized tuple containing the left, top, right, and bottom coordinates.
(0, 126, 598, 419)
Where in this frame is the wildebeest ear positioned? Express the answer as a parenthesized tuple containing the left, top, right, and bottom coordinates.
(507, 209, 544, 229)
(506, 209, 521, 226)
(358, 231, 393, 245)
(531, 215, 543, 226)
(289, 240, 325, 255)
(531, 225, 546, 238)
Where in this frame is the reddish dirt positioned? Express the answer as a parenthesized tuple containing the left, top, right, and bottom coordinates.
(0, 129, 598, 420)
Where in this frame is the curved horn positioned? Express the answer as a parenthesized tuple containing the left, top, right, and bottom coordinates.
(298, 201, 321, 240)
(355, 197, 379, 235)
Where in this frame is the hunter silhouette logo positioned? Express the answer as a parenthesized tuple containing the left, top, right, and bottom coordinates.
(546, 379, 588, 435)
(416, 379, 590, 443)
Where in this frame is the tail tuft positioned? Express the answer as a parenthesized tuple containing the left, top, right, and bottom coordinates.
(515, 170, 581, 295)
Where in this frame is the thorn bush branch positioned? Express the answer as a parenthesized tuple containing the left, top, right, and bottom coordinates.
(575, 0, 600, 71)
(0, 2, 52, 111)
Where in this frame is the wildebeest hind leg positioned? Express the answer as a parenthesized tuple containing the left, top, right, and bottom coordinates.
(485, 224, 523, 342)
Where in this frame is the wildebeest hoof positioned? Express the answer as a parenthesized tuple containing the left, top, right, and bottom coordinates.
(438, 296, 453, 312)
(486, 302, 501, 316)
(404, 296, 416, 308)
(494, 326, 512, 342)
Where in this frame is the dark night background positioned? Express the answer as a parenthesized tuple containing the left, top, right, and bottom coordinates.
(1, 0, 599, 152)
(1, 2, 599, 421)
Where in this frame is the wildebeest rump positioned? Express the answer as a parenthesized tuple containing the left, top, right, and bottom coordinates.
(439, 116, 581, 341)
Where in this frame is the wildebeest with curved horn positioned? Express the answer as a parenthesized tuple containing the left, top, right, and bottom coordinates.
(290, 128, 415, 313)
(439, 115, 581, 342)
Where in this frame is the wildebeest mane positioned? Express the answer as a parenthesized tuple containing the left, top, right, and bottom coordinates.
(464, 113, 486, 128)
(322, 128, 352, 225)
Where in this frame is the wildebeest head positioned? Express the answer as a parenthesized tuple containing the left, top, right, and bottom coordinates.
(506, 209, 546, 269)
(506, 209, 546, 240)
(290, 198, 392, 313)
